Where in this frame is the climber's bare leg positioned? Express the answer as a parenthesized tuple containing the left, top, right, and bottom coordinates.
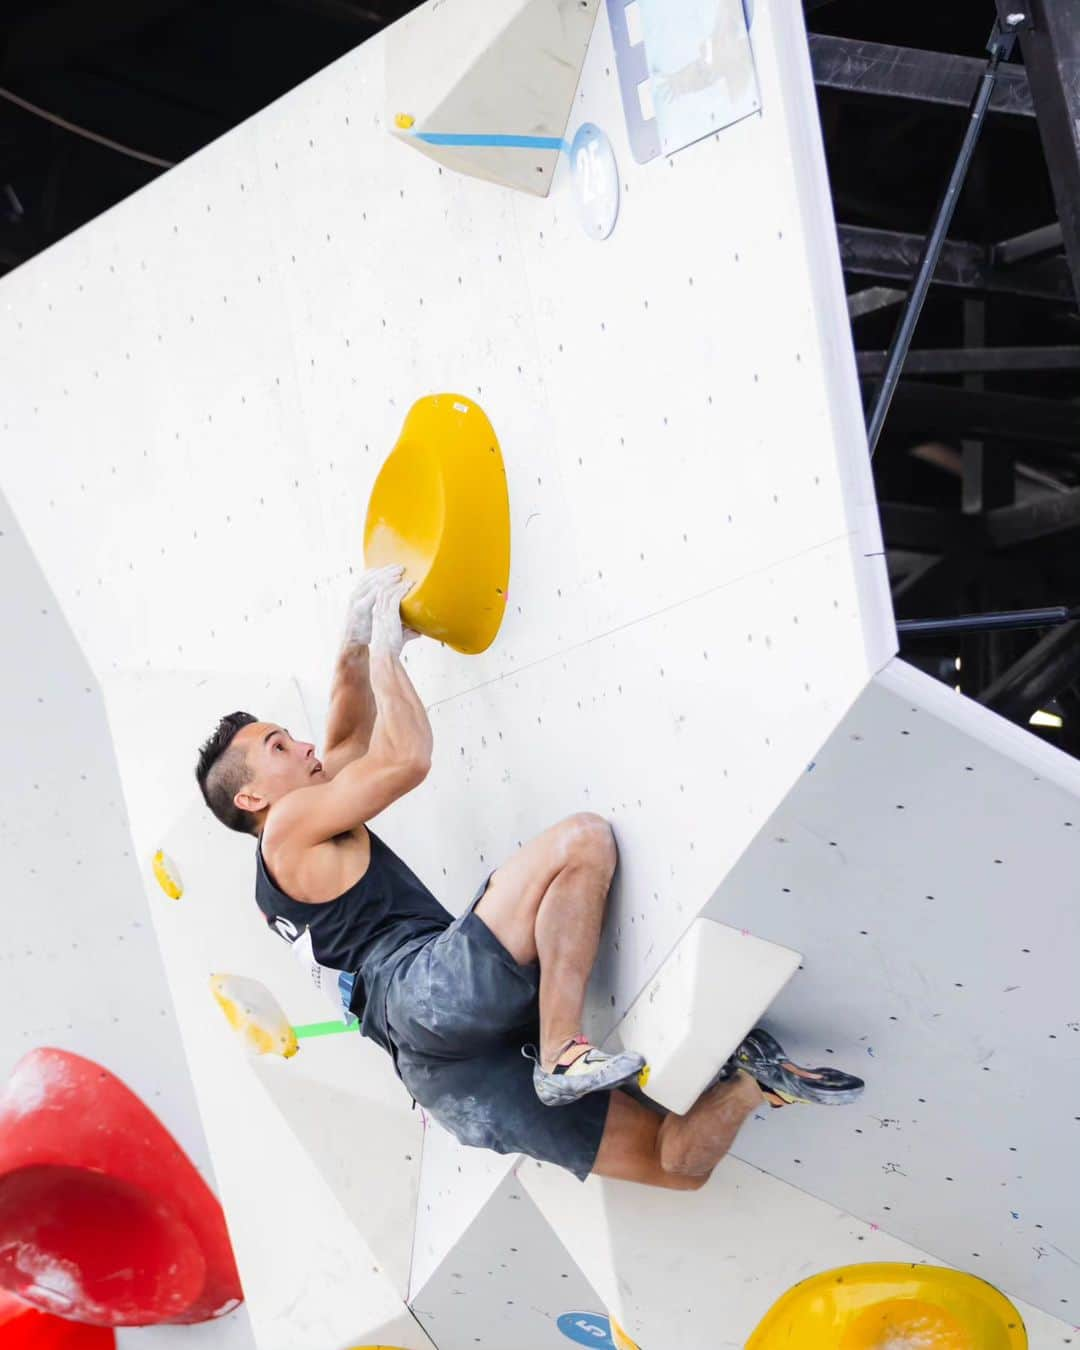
(591, 1072, 764, 1190)
(472, 812, 617, 1071)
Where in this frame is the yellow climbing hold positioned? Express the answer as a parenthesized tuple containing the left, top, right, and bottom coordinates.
(610, 1316, 641, 1350)
(152, 849, 183, 899)
(209, 974, 299, 1059)
(393, 112, 415, 129)
(842, 1299, 973, 1348)
(636, 1063, 651, 1089)
(364, 393, 510, 655)
(747, 1263, 1027, 1350)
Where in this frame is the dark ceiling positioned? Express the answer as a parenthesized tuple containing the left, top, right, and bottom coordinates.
(2, 1, 1079, 753)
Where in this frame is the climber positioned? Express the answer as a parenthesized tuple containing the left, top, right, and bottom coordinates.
(195, 566, 864, 1190)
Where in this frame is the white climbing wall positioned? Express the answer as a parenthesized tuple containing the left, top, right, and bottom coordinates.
(0, 490, 255, 1347)
(2, 0, 1075, 1346)
(703, 655, 1080, 1319)
(518, 1147, 1077, 1349)
(516, 654, 1080, 1347)
(409, 1166, 612, 1348)
(103, 671, 435, 1349)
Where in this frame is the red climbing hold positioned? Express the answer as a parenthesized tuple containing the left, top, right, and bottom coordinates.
(0, 1288, 116, 1348)
(0, 1048, 242, 1327)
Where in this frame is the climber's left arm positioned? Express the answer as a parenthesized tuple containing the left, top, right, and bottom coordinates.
(322, 643, 377, 777)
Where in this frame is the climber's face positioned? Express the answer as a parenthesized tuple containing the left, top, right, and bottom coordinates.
(232, 723, 325, 819)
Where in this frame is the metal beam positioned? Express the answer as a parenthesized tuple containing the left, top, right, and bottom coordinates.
(864, 20, 1005, 465)
(1015, 1, 1080, 304)
(992, 221, 1064, 266)
(986, 485, 1080, 548)
(808, 34, 1035, 116)
(959, 298, 1011, 519)
(891, 551, 987, 616)
(909, 440, 1072, 497)
(977, 619, 1080, 722)
(862, 381, 1080, 448)
(848, 286, 905, 319)
(856, 346, 1080, 375)
(838, 224, 1075, 304)
(900, 605, 1078, 637)
(877, 503, 983, 555)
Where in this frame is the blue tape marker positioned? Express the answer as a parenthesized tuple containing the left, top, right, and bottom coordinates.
(414, 132, 571, 153)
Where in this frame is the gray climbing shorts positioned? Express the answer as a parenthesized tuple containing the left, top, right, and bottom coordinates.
(384, 878, 611, 1183)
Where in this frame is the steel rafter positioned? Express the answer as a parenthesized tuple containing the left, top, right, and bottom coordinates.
(863, 382, 1080, 448)
(976, 619, 1080, 722)
(838, 225, 1075, 304)
(809, 33, 1035, 116)
(1014, 0, 1080, 303)
(856, 346, 1080, 376)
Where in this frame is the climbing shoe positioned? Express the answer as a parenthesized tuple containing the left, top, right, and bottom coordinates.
(733, 1028, 865, 1107)
(523, 1037, 647, 1107)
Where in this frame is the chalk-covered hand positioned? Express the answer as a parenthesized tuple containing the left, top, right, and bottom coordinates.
(342, 565, 404, 647)
(370, 577, 416, 657)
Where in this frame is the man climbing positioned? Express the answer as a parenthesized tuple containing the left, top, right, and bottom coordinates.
(195, 567, 863, 1190)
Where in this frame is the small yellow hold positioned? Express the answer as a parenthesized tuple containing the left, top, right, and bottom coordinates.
(152, 849, 183, 899)
(637, 1063, 650, 1089)
(210, 974, 299, 1059)
(611, 1317, 641, 1350)
(394, 112, 415, 129)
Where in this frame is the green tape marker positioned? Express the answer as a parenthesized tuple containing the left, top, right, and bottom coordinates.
(292, 1020, 361, 1040)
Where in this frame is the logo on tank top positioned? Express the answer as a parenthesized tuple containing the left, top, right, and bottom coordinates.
(270, 915, 300, 944)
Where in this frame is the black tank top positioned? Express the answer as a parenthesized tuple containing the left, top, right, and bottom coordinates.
(254, 827, 452, 1053)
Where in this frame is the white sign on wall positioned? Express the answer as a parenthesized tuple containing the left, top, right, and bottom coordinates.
(571, 123, 621, 240)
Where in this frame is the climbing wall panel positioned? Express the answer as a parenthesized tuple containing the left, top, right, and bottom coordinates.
(704, 657, 1080, 1316)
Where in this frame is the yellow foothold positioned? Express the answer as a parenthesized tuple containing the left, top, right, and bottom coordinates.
(610, 1317, 641, 1350)
(152, 849, 183, 900)
(209, 974, 299, 1060)
(394, 112, 415, 129)
(637, 1063, 651, 1089)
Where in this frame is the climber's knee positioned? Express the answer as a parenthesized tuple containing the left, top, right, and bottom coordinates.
(591, 1091, 710, 1191)
(557, 812, 617, 871)
(659, 1158, 712, 1191)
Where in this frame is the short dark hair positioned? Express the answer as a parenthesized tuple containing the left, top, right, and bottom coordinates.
(196, 711, 260, 835)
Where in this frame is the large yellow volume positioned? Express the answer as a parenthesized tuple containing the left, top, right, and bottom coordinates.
(364, 393, 510, 655)
(747, 1263, 1027, 1349)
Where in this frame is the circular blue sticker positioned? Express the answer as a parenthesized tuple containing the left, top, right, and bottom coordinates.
(570, 124, 620, 241)
(557, 1311, 615, 1346)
